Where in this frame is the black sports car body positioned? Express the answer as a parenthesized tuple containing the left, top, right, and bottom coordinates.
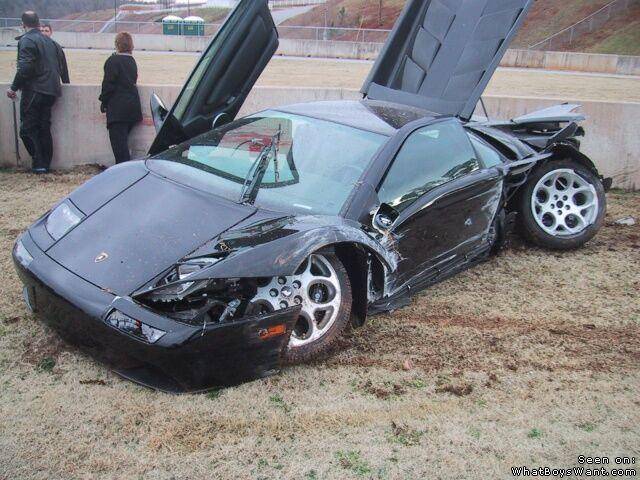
(13, 0, 610, 392)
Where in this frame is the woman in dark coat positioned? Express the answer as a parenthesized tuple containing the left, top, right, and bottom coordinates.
(99, 32, 143, 164)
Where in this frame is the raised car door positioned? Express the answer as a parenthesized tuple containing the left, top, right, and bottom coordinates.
(361, 0, 533, 119)
(149, 0, 278, 155)
(376, 119, 503, 287)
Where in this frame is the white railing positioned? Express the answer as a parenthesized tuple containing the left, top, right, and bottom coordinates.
(528, 0, 636, 50)
(0, 17, 390, 43)
(268, 0, 326, 6)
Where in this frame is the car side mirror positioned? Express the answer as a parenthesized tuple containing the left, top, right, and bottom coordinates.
(372, 203, 399, 232)
(150, 93, 168, 133)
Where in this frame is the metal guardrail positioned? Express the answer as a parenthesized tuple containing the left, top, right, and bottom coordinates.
(0, 17, 390, 43)
(528, 0, 636, 50)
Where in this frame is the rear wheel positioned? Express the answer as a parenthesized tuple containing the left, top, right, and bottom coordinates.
(520, 160, 606, 250)
(250, 253, 352, 364)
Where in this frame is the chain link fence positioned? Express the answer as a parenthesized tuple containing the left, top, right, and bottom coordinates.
(2, 0, 638, 50)
(268, 0, 327, 6)
(528, 0, 636, 50)
(0, 17, 390, 42)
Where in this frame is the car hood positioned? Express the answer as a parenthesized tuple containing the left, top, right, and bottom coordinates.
(47, 171, 256, 296)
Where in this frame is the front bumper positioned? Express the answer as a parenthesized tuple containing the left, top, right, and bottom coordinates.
(12, 233, 299, 393)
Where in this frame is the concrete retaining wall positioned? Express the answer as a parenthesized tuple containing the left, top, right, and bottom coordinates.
(2, 30, 639, 73)
(276, 38, 382, 60)
(1, 84, 638, 189)
(500, 49, 640, 76)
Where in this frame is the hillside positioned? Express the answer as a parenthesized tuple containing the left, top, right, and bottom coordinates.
(57, 7, 229, 34)
(282, 0, 638, 53)
(582, 20, 640, 55)
(8, 0, 638, 55)
(280, 0, 406, 41)
(0, 0, 117, 19)
(512, 0, 614, 48)
(560, 2, 640, 55)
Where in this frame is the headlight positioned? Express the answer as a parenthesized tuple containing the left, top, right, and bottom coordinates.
(106, 310, 165, 344)
(135, 257, 257, 326)
(14, 239, 34, 268)
(145, 257, 221, 302)
(46, 201, 83, 240)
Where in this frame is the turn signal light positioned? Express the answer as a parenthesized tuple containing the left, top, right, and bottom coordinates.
(258, 324, 286, 340)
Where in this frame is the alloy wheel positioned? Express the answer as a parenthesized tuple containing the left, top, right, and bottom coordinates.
(251, 254, 342, 348)
(531, 168, 599, 237)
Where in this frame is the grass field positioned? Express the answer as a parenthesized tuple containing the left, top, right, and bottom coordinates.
(1, 50, 640, 104)
(0, 169, 638, 479)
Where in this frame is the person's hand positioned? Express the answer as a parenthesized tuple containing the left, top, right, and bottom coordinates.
(6, 89, 17, 100)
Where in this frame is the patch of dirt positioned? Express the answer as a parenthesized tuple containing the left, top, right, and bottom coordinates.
(435, 383, 474, 397)
(328, 310, 640, 377)
(21, 329, 69, 370)
(358, 379, 406, 399)
(79, 379, 107, 386)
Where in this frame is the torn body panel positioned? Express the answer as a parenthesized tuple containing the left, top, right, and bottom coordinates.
(477, 104, 586, 152)
(185, 214, 400, 280)
(510, 103, 586, 125)
(371, 171, 505, 309)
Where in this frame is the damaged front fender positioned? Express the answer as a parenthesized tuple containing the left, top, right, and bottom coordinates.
(185, 214, 399, 281)
(14, 234, 301, 393)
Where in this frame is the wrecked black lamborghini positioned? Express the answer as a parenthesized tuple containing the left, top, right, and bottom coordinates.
(13, 0, 610, 392)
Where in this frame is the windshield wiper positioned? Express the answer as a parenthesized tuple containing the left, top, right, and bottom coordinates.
(238, 125, 282, 205)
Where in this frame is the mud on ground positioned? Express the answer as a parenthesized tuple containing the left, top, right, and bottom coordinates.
(0, 169, 638, 479)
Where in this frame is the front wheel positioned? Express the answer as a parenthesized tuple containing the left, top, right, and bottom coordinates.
(519, 160, 606, 250)
(250, 253, 352, 364)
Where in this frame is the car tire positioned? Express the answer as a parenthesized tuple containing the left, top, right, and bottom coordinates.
(283, 253, 352, 365)
(519, 160, 606, 250)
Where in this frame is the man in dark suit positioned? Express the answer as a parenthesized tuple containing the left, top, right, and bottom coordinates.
(6, 11, 62, 174)
(41, 23, 70, 85)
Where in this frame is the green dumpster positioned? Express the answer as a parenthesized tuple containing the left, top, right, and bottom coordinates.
(183, 16, 205, 36)
(162, 15, 183, 36)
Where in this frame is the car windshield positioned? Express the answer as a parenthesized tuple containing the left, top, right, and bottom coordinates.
(148, 111, 387, 215)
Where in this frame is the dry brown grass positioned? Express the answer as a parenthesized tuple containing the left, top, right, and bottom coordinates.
(0, 169, 639, 479)
(1, 50, 640, 102)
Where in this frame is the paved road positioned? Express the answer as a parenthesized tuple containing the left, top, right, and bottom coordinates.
(271, 5, 317, 25)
